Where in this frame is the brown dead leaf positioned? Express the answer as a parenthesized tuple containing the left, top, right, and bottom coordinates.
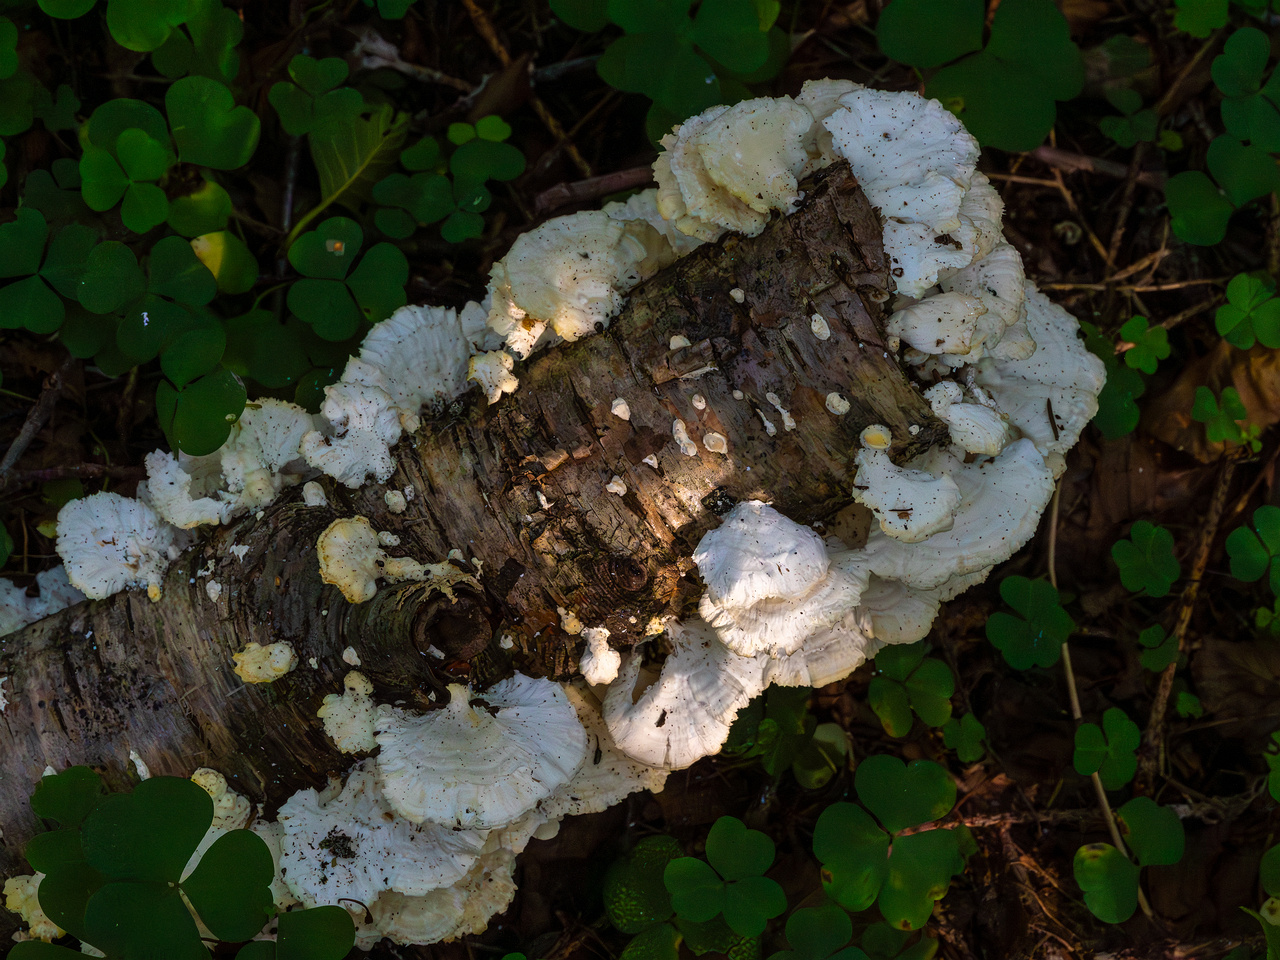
(1060, 0, 1114, 32)
(1192, 637, 1280, 743)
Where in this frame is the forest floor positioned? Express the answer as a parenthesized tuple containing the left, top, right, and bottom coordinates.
(1, 2, 1277, 959)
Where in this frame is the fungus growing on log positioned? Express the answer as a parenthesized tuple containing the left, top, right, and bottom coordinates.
(0, 82, 1104, 950)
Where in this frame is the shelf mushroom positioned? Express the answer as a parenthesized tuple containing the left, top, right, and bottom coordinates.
(373, 676, 587, 829)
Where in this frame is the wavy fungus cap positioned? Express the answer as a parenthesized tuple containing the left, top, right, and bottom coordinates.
(56, 492, 179, 601)
(277, 760, 486, 909)
(603, 619, 766, 770)
(374, 675, 587, 829)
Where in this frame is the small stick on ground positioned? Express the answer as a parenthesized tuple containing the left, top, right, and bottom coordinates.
(461, 0, 593, 179)
(534, 166, 654, 216)
(1136, 453, 1239, 794)
(0, 353, 76, 481)
(1106, 142, 1151, 274)
(1047, 482, 1155, 920)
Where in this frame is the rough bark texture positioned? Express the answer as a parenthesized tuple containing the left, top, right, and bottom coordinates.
(0, 163, 947, 916)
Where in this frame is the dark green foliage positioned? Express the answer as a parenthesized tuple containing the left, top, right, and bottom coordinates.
(551, 0, 787, 131)
(22, 767, 354, 959)
(985, 576, 1074, 670)
(941, 713, 986, 763)
(813, 756, 962, 930)
(1081, 321, 1146, 438)
(1073, 797, 1185, 924)
(1099, 87, 1157, 148)
(664, 817, 786, 936)
(1137, 625, 1178, 672)
(878, 0, 1083, 151)
(1191, 385, 1259, 449)
(1118, 317, 1169, 374)
(1111, 521, 1180, 598)
(1216, 273, 1280, 349)
(1073, 707, 1140, 789)
(868, 642, 954, 736)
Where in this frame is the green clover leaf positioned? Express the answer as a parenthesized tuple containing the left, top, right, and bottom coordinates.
(156, 366, 247, 455)
(1175, 689, 1201, 719)
(1192, 385, 1255, 447)
(1216, 272, 1280, 349)
(664, 817, 785, 937)
(1082, 321, 1146, 438)
(1111, 520, 1179, 597)
(105, 0, 188, 52)
(1073, 707, 1140, 789)
(1073, 799, 1184, 925)
(167, 75, 261, 170)
(1116, 797, 1185, 868)
(813, 793, 963, 930)
(1214, 27, 1280, 153)
(268, 55, 364, 137)
(30, 767, 104, 828)
(985, 575, 1074, 670)
(168, 178, 233, 237)
(855, 755, 956, 835)
(1173, 0, 1227, 35)
(769, 902, 870, 960)
(888, 0, 1084, 151)
(1226, 504, 1280, 594)
(1137, 624, 1178, 672)
(1073, 842, 1140, 923)
(791, 722, 849, 790)
(1099, 87, 1157, 148)
(288, 217, 407, 340)
(942, 712, 987, 763)
(1164, 170, 1235, 246)
(592, 0, 776, 123)
(150, 0, 243, 85)
(1118, 316, 1169, 374)
(868, 642, 955, 736)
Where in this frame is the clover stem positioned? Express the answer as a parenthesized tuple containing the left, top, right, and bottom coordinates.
(1047, 481, 1154, 920)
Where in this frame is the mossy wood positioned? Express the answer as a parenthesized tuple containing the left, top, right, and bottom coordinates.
(0, 162, 946, 907)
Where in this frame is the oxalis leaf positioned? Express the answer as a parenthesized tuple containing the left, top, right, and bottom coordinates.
(868, 642, 954, 736)
(1215, 272, 1280, 349)
(897, 0, 1084, 151)
(1073, 842, 1140, 923)
(1111, 520, 1180, 598)
(166, 76, 261, 170)
(604, 835, 681, 934)
(1073, 707, 1140, 789)
(985, 575, 1074, 669)
(1226, 504, 1280, 594)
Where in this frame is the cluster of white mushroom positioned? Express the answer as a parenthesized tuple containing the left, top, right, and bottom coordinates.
(265, 676, 666, 946)
(4, 77, 1107, 948)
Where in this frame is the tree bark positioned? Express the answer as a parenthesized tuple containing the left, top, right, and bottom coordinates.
(0, 163, 947, 920)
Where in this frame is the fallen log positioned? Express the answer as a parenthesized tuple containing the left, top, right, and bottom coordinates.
(0, 162, 946, 913)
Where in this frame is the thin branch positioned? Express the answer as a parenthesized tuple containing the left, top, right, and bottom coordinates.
(0, 354, 76, 480)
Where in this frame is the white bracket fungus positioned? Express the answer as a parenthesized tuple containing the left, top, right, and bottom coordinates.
(0, 566, 84, 638)
(277, 760, 488, 908)
(852, 426, 961, 543)
(486, 210, 674, 356)
(923, 380, 1014, 456)
(316, 516, 478, 605)
(697, 501, 873, 658)
(579, 626, 621, 686)
(374, 677, 586, 829)
(467, 350, 519, 405)
(318, 671, 378, 754)
(232, 641, 298, 684)
(56, 492, 181, 601)
(672, 419, 698, 457)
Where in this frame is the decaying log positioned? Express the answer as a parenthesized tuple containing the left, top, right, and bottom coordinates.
(0, 162, 948, 907)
